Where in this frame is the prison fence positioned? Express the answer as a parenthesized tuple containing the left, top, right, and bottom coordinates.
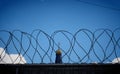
(0, 28, 120, 64)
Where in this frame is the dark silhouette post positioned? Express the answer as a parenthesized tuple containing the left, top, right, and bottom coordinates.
(55, 43, 62, 64)
(55, 49, 62, 64)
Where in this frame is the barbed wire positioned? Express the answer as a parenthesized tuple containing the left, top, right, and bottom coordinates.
(0, 29, 120, 64)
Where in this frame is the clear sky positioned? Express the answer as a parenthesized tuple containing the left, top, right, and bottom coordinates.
(0, 0, 120, 63)
(0, 0, 120, 33)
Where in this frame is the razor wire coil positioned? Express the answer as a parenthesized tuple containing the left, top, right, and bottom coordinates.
(0, 29, 120, 64)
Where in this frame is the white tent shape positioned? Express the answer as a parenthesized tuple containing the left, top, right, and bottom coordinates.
(0, 47, 26, 64)
(112, 57, 120, 64)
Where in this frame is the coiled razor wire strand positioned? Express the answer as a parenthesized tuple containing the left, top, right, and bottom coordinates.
(71, 29, 93, 63)
(93, 29, 115, 63)
(113, 28, 120, 63)
(0, 29, 120, 64)
(31, 29, 53, 63)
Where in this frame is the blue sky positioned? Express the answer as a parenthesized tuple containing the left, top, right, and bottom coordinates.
(0, 0, 120, 63)
(0, 0, 120, 33)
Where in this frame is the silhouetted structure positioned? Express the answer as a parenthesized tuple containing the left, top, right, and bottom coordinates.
(55, 49, 62, 64)
(0, 29, 120, 74)
(0, 64, 120, 74)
